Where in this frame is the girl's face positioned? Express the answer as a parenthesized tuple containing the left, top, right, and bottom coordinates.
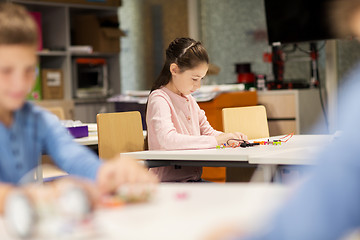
(167, 62, 208, 96)
(0, 44, 37, 112)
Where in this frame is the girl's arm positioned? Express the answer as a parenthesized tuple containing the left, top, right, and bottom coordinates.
(147, 96, 219, 150)
(197, 107, 222, 136)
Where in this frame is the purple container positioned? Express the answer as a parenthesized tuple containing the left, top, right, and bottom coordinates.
(67, 125, 88, 138)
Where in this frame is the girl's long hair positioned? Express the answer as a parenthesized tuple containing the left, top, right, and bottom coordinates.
(144, 37, 209, 149)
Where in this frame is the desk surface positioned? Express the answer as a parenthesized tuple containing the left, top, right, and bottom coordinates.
(122, 135, 332, 166)
(0, 184, 288, 240)
(73, 126, 147, 146)
(96, 183, 289, 240)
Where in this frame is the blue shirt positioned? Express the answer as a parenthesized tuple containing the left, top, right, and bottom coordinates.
(0, 102, 102, 184)
(242, 63, 360, 240)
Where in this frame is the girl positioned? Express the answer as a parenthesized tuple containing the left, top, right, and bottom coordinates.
(146, 37, 247, 182)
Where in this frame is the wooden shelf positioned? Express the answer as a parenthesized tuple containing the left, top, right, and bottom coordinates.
(74, 97, 109, 104)
(11, 0, 119, 11)
(70, 52, 118, 57)
(37, 51, 67, 56)
(6, 0, 121, 123)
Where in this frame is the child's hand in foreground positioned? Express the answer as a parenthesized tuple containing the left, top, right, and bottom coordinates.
(97, 155, 159, 195)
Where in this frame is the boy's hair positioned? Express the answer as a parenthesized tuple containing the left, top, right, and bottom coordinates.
(0, 3, 38, 46)
(150, 37, 209, 92)
(330, 0, 360, 37)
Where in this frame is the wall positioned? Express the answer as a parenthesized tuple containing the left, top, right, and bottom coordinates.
(119, 0, 147, 92)
(120, 0, 360, 92)
(199, 0, 326, 85)
(119, 0, 188, 92)
(337, 40, 360, 82)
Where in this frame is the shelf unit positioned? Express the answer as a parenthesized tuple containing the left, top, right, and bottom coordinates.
(3, 0, 121, 122)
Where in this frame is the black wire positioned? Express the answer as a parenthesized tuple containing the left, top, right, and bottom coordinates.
(315, 55, 329, 132)
(289, 42, 329, 132)
(281, 44, 297, 53)
(226, 138, 246, 146)
(297, 44, 311, 54)
(297, 41, 326, 54)
(317, 41, 326, 51)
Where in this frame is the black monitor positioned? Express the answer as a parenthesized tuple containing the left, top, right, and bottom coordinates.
(264, 0, 335, 45)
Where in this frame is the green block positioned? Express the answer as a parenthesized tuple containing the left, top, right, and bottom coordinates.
(27, 64, 42, 100)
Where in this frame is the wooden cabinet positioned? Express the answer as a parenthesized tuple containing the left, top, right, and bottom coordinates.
(257, 89, 328, 136)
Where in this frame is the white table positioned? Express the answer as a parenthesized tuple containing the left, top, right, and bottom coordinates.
(0, 183, 289, 240)
(73, 123, 98, 146)
(121, 135, 332, 168)
(74, 135, 98, 146)
(96, 183, 289, 240)
(73, 125, 147, 146)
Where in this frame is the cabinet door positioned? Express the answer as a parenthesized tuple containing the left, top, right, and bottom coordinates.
(258, 94, 296, 119)
(75, 102, 115, 123)
(268, 120, 296, 136)
(258, 92, 297, 136)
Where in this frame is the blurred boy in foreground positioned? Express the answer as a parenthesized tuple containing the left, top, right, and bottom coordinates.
(0, 3, 157, 213)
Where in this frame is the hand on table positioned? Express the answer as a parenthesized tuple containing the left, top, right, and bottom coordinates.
(202, 224, 244, 240)
(216, 132, 248, 145)
(97, 155, 159, 195)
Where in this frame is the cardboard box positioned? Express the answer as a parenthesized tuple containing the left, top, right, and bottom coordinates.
(73, 15, 125, 53)
(33, 0, 121, 7)
(41, 69, 64, 100)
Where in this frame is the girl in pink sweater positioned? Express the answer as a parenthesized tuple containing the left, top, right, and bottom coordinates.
(146, 37, 247, 182)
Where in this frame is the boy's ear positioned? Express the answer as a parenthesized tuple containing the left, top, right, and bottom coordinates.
(170, 63, 179, 75)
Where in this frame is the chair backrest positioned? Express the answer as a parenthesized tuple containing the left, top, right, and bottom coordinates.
(97, 111, 144, 160)
(222, 105, 269, 140)
(46, 107, 65, 120)
(36, 100, 74, 120)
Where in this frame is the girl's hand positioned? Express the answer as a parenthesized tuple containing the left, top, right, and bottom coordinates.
(97, 155, 159, 195)
(215, 132, 248, 145)
(234, 132, 248, 141)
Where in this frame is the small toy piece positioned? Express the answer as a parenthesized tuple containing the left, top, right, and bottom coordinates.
(215, 133, 293, 149)
(116, 184, 155, 203)
(175, 192, 188, 200)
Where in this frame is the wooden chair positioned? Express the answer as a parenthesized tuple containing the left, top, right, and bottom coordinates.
(45, 107, 66, 120)
(35, 100, 74, 120)
(97, 111, 145, 160)
(199, 91, 257, 182)
(222, 105, 270, 182)
(222, 105, 269, 139)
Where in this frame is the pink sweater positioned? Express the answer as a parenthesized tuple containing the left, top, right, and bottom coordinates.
(146, 87, 222, 182)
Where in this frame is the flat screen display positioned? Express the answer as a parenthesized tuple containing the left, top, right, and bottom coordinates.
(264, 0, 335, 44)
